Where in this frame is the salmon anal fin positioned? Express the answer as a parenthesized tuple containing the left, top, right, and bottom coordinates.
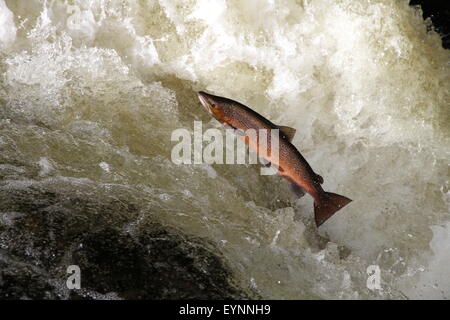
(277, 125, 296, 142)
(290, 183, 305, 197)
(314, 192, 352, 227)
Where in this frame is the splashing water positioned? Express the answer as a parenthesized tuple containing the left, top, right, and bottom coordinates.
(0, 0, 449, 299)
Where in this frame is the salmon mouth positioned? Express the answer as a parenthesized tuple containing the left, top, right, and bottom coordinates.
(197, 91, 213, 114)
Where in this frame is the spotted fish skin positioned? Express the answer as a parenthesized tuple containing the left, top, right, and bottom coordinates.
(197, 91, 352, 227)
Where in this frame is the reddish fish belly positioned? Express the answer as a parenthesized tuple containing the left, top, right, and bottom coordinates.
(278, 164, 321, 200)
(240, 130, 320, 200)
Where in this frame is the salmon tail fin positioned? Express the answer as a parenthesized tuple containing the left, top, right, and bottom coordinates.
(314, 192, 352, 227)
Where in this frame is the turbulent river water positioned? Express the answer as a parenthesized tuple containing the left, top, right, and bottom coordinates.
(0, 0, 449, 299)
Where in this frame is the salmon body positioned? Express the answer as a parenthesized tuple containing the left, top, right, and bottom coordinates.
(197, 91, 351, 227)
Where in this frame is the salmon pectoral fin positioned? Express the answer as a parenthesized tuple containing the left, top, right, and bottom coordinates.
(314, 192, 352, 227)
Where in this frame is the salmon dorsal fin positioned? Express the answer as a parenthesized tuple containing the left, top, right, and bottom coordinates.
(277, 125, 296, 142)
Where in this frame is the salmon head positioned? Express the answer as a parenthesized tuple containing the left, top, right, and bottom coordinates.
(197, 90, 277, 137)
(197, 91, 234, 124)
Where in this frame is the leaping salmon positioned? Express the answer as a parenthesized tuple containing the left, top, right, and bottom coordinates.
(197, 91, 352, 227)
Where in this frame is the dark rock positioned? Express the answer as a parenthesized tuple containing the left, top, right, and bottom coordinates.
(0, 259, 55, 300)
(0, 184, 252, 299)
(410, 0, 450, 49)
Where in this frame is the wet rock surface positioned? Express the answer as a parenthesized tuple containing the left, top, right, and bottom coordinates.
(0, 186, 251, 300)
